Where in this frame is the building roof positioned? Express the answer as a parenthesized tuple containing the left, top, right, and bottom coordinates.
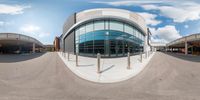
(0, 33, 43, 47)
(167, 33, 200, 47)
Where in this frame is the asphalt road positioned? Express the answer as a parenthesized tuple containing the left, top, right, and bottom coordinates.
(0, 52, 200, 100)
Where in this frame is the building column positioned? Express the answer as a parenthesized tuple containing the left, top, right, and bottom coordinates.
(191, 46, 193, 55)
(185, 41, 188, 55)
(33, 43, 35, 53)
(143, 34, 148, 57)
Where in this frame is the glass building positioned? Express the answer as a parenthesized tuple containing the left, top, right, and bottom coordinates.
(75, 20, 144, 57)
(62, 8, 149, 57)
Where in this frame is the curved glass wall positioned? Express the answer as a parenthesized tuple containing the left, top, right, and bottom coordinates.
(75, 20, 145, 57)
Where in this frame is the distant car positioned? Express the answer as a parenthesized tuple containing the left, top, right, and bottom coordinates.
(13, 50, 21, 54)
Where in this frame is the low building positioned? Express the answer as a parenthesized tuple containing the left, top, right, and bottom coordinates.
(53, 37, 60, 51)
(0, 33, 43, 54)
(44, 45, 54, 52)
(167, 33, 200, 55)
(151, 42, 166, 51)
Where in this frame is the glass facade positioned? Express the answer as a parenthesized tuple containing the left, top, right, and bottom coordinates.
(75, 20, 145, 57)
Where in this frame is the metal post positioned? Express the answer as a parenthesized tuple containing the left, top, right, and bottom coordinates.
(185, 41, 188, 55)
(127, 52, 130, 69)
(97, 53, 101, 73)
(32, 43, 35, 53)
(140, 52, 143, 63)
(76, 53, 78, 66)
(68, 52, 70, 61)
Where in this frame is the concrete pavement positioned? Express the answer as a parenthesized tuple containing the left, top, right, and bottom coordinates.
(0, 52, 200, 100)
(58, 52, 155, 83)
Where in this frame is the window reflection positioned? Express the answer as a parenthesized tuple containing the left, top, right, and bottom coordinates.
(75, 20, 145, 57)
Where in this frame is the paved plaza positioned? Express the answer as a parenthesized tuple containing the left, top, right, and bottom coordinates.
(58, 52, 155, 83)
(0, 52, 200, 100)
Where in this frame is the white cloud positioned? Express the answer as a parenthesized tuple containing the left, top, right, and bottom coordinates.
(0, 4, 31, 15)
(93, 0, 200, 23)
(38, 32, 50, 38)
(141, 4, 158, 10)
(20, 25, 50, 38)
(137, 12, 161, 26)
(151, 37, 167, 43)
(141, 2, 200, 23)
(184, 25, 189, 28)
(0, 21, 12, 27)
(20, 25, 40, 33)
(150, 25, 181, 43)
(0, 21, 4, 26)
(92, 0, 168, 6)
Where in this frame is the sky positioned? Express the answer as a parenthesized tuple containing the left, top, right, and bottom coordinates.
(1, 0, 200, 44)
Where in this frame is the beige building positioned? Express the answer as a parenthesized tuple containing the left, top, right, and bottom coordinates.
(167, 33, 200, 55)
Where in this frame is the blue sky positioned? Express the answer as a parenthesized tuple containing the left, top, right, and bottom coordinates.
(1, 0, 200, 44)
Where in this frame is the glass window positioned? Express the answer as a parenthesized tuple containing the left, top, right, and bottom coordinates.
(105, 21, 109, 30)
(75, 28, 80, 41)
(94, 21, 104, 31)
(142, 35, 145, 41)
(76, 40, 79, 43)
(133, 28, 136, 36)
(86, 23, 93, 33)
(110, 21, 123, 32)
(79, 26, 85, 35)
(135, 30, 139, 38)
(124, 24, 133, 35)
(95, 35, 106, 40)
(75, 28, 79, 36)
(85, 32, 94, 41)
(138, 32, 140, 40)
(75, 20, 145, 57)
(140, 33, 142, 40)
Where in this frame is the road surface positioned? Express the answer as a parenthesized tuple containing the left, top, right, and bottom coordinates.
(0, 52, 200, 100)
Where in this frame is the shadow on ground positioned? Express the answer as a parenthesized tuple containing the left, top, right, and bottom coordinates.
(0, 53, 45, 63)
(100, 65, 115, 73)
(163, 52, 200, 62)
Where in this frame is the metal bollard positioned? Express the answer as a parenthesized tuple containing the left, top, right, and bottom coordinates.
(140, 52, 143, 63)
(97, 53, 101, 73)
(68, 52, 70, 61)
(127, 52, 130, 69)
(76, 53, 78, 66)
